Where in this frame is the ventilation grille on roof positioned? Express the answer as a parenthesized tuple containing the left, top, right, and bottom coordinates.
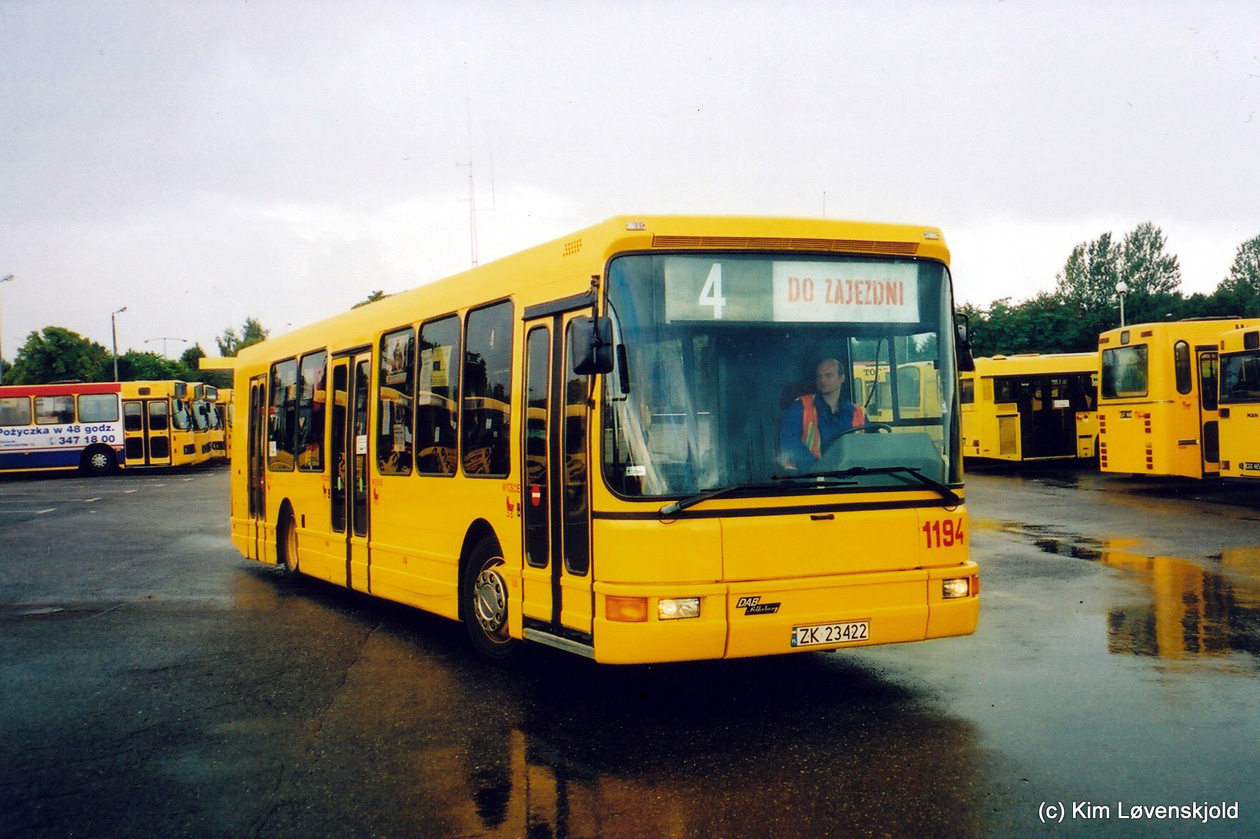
(563, 238, 583, 257)
(651, 235, 919, 256)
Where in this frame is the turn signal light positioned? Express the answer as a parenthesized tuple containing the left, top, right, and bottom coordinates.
(606, 595, 649, 622)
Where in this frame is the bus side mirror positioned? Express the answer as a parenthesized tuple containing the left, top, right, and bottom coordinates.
(955, 315, 975, 372)
(572, 315, 615, 376)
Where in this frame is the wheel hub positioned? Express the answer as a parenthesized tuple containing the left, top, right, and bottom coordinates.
(474, 567, 508, 634)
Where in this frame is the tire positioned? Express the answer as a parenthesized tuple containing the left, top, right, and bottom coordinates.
(280, 514, 301, 578)
(463, 536, 520, 662)
(81, 446, 117, 476)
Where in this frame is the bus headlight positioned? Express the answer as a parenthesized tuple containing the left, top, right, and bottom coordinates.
(658, 597, 701, 620)
(942, 577, 977, 599)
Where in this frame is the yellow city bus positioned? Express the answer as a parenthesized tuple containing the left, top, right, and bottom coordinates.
(188, 383, 214, 464)
(854, 360, 944, 423)
(1217, 324, 1260, 481)
(230, 215, 979, 664)
(960, 353, 1098, 462)
(1097, 319, 1259, 478)
(0, 382, 124, 475)
(213, 387, 233, 461)
(120, 380, 200, 468)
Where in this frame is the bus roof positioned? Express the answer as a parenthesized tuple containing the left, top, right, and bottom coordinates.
(236, 215, 951, 367)
(1099, 318, 1260, 346)
(0, 382, 121, 398)
(971, 353, 1098, 376)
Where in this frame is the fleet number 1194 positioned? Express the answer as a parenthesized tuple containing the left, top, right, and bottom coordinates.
(922, 518, 965, 549)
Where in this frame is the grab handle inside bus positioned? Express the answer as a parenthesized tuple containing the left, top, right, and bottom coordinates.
(572, 315, 615, 376)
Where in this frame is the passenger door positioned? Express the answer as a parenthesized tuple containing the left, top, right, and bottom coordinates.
(1198, 348, 1220, 472)
(246, 377, 268, 562)
(346, 353, 373, 591)
(122, 399, 173, 467)
(520, 307, 594, 643)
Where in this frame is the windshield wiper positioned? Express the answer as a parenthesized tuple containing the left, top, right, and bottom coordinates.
(802, 466, 962, 506)
(659, 475, 858, 517)
(658, 482, 779, 517)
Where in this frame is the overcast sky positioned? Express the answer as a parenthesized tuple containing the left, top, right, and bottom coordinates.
(2, 0, 1257, 364)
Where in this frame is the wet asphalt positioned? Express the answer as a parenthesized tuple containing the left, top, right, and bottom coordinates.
(1, 464, 1258, 838)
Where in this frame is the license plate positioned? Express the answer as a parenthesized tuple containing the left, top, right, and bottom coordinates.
(791, 620, 870, 647)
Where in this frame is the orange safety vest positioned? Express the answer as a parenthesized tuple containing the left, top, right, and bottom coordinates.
(800, 394, 866, 458)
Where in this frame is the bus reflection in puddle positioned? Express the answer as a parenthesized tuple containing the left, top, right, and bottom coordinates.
(1102, 547, 1260, 668)
(228, 572, 986, 839)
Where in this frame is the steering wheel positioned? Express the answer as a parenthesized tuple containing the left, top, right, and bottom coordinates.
(822, 422, 893, 448)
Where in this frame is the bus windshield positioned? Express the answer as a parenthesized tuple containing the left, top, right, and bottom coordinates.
(602, 253, 961, 499)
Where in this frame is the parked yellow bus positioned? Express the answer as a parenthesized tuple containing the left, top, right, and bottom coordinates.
(214, 387, 233, 461)
(1097, 319, 1259, 478)
(0, 382, 124, 475)
(1217, 324, 1260, 481)
(187, 383, 214, 463)
(120, 380, 200, 468)
(230, 216, 979, 664)
(961, 353, 1098, 462)
(854, 359, 944, 423)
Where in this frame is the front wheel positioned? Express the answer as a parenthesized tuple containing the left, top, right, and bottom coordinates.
(463, 536, 520, 662)
(280, 514, 301, 578)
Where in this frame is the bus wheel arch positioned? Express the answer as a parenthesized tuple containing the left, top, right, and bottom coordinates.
(459, 522, 519, 662)
(277, 500, 300, 577)
(80, 445, 118, 476)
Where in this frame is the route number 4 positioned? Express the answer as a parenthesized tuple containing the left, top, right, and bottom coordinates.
(698, 263, 727, 320)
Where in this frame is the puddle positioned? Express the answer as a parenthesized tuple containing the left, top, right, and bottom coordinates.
(983, 520, 1260, 667)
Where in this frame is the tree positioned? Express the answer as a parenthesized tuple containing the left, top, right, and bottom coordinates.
(6, 327, 112, 384)
(216, 317, 269, 357)
(1055, 231, 1122, 316)
(1119, 222, 1181, 297)
(180, 343, 206, 371)
(116, 350, 182, 382)
(353, 290, 389, 309)
(1214, 234, 1260, 316)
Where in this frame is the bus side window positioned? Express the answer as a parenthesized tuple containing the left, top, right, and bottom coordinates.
(269, 358, 298, 471)
(298, 351, 328, 472)
(78, 394, 120, 423)
(0, 397, 32, 426)
(35, 395, 75, 425)
(462, 301, 514, 478)
(1174, 341, 1192, 395)
(417, 316, 461, 476)
(377, 329, 414, 476)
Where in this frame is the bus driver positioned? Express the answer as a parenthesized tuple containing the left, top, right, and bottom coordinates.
(779, 358, 866, 471)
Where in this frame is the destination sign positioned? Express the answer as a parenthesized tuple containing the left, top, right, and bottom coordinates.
(664, 257, 919, 324)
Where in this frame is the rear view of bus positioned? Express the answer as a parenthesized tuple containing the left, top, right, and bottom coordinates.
(1218, 324, 1260, 481)
(1097, 319, 1258, 479)
(587, 222, 978, 662)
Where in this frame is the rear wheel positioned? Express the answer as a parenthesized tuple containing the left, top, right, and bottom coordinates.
(463, 536, 520, 662)
(81, 445, 117, 476)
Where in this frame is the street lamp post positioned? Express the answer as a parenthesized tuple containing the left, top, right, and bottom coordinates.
(0, 274, 13, 381)
(111, 307, 127, 382)
(1116, 280, 1129, 327)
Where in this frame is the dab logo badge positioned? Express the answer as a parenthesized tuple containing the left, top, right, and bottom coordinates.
(736, 596, 780, 616)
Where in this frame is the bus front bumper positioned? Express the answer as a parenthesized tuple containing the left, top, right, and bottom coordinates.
(590, 563, 980, 665)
